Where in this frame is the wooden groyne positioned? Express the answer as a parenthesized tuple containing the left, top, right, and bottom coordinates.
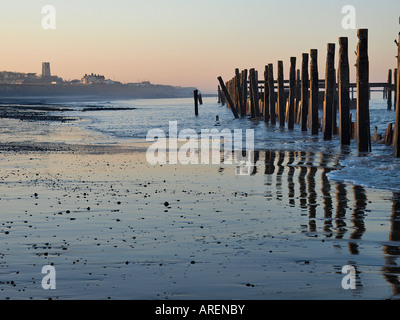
(216, 24, 400, 158)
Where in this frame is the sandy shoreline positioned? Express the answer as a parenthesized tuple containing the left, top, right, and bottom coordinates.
(0, 109, 400, 300)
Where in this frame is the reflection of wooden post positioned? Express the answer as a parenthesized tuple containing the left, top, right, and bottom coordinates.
(301, 53, 309, 131)
(288, 57, 296, 129)
(194, 89, 199, 116)
(339, 37, 351, 145)
(388, 69, 393, 110)
(277, 61, 285, 127)
(323, 43, 335, 140)
(217, 76, 239, 118)
(356, 29, 371, 152)
(263, 65, 270, 122)
(395, 32, 400, 157)
(268, 63, 276, 125)
(310, 49, 319, 135)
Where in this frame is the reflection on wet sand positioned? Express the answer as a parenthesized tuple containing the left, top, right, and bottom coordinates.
(382, 193, 400, 296)
(229, 149, 400, 297)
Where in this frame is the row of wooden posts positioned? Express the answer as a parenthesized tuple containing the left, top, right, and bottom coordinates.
(209, 28, 400, 158)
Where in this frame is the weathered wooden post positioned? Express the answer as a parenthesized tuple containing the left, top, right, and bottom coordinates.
(263, 65, 270, 122)
(310, 49, 319, 135)
(235, 68, 244, 117)
(217, 85, 221, 104)
(296, 69, 301, 101)
(241, 70, 248, 117)
(395, 68, 398, 111)
(388, 69, 393, 110)
(288, 57, 296, 129)
(217, 76, 239, 118)
(277, 61, 285, 127)
(323, 43, 335, 140)
(194, 89, 199, 116)
(356, 29, 371, 152)
(268, 63, 276, 125)
(249, 69, 256, 118)
(198, 93, 203, 105)
(394, 32, 400, 157)
(338, 37, 351, 145)
(301, 53, 309, 131)
(253, 70, 260, 118)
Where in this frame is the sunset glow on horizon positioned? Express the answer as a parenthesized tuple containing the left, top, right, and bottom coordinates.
(1, 0, 399, 93)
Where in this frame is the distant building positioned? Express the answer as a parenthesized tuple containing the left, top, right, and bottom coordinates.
(42, 62, 51, 78)
(81, 73, 105, 84)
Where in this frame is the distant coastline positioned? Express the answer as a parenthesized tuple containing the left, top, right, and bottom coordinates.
(0, 82, 199, 103)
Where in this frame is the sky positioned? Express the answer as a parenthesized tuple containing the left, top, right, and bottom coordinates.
(0, 0, 399, 93)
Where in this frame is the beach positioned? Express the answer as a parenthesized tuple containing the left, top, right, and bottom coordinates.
(0, 99, 400, 300)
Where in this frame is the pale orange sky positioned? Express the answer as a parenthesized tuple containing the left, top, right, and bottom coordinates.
(0, 0, 399, 93)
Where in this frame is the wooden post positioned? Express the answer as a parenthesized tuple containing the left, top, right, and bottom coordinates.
(198, 93, 203, 105)
(388, 69, 392, 110)
(394, 32, 400, 157)
(395, 68, 398, 111)
(194, 89, 199, 116)
(338, 37, 351, 145)
(268, 63, 276, 125)
(277, 61, 285, 127)
(296, 69, 301, 101)
(241, 70, 247, 117)
(263, 65, 270, 122)
(217, 76, 239, 118)
(249, 69, 256, 118)
(356, 29, 371, 152)
(323, 43, 335, 140)
(253, 70, 260, 117)
(310, 49, 319, 135)
(217, 85, 221, 104)
(288, 57, 296, 129)
(301, 53, 309, 131)
(235, 68, 244, 117)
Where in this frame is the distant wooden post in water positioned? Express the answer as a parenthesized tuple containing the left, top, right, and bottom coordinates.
(217, 76, 239, 118)
(217, 85, 221, 104)
(323, 43, 335, 140)
(394, 32, 400, 157)
(193, 89, 199, 116)
(356, 29, 371, 152)
(277, 61, 285, 127)
(301, 53, 309, 131)
(288, 57, 296, 129)
(268, 63, 276, 125)
(309, 49, 319, 135)
(338, 37, 351, 145)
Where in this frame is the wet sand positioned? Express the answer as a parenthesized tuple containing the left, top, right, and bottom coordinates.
(0, 109, 400, 300)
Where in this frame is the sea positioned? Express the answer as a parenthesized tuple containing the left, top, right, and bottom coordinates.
(40, 94, 400, 193)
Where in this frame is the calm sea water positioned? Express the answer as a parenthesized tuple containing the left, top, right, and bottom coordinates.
(52, 95, 400, 192)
